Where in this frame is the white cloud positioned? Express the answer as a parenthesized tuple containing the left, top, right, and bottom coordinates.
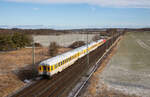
(33, 8, 39, 10)
(5, 0, 150, 8)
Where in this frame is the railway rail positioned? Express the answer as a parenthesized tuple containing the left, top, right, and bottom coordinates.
(10, 33, 122, 97)
(72, 35, 121, 97)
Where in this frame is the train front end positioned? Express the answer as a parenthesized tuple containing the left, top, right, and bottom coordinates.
(38, 63, 51, 77)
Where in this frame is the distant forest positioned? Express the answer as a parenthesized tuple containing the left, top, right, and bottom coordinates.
(0, 28, 149, 35)
(0, 28, 69, 35)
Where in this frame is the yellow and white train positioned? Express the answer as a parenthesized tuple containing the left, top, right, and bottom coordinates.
(38, 39, 106, 77)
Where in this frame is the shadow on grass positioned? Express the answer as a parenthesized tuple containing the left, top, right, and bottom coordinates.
(13, 64, 39, 81)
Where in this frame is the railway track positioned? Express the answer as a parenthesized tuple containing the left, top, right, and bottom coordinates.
(11, 33, 121, 97)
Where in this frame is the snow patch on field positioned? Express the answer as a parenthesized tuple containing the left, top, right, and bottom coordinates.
(136, 39, 150, 51)
(104, 81, 150, 97)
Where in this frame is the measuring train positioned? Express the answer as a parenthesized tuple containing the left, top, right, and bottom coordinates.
(38, 39, 106, 77)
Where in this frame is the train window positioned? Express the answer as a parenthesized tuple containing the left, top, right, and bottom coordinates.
(56, 64, 58, 68)
(43, 66, 46, 70)
(39, 66, 41, 70)
(55, 64, 57, 69)
(47, 66, 50, 71)
(51, 66, 53, 71)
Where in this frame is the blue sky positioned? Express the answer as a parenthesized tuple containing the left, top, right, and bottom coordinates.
(0, 0, 150, 29)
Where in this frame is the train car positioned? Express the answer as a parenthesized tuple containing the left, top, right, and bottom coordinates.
(38, 39, 106, 77)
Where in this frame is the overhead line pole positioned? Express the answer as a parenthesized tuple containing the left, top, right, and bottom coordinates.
(86, 30, 89, 66)
(32, 35, 35, 65)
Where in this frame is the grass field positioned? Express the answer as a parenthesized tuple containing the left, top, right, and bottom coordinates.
(100, 31, 150, 96)
(33, 34, 95, 47)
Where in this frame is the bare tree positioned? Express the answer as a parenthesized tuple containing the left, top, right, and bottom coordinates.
(48, 42, 58, 57)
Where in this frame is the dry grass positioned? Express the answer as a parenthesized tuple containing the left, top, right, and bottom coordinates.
(0, 47, 71, 97)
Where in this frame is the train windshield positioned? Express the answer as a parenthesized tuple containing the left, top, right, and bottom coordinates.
(43, 65, 46, 71)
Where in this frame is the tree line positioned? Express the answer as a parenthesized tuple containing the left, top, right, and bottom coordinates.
(0, 32, 33, 51)
(0, 28, 69, 35)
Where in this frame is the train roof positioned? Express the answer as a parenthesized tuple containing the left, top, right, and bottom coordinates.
(40, 39, 104, 66)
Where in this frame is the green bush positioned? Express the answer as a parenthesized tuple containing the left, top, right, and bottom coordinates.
(0, 34, 16, 51)
(69, 41, 85, 49)
(0, 32, 33, 51)
(12, 32, 33, 48)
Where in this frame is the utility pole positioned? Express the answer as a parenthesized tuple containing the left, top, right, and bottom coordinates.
(86, 30, 89, 66)
(32, 37, 35, 65)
